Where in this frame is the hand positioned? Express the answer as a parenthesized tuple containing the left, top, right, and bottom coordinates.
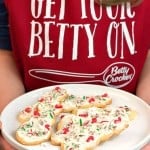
(141, 143, 150, 150)
(0, 122, 16, 150)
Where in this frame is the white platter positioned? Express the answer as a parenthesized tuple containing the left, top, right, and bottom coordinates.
(1, 84, 150, 150)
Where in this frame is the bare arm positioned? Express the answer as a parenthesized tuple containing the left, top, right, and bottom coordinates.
(0, 49, 25, 113)
(136, 50, 150, 104)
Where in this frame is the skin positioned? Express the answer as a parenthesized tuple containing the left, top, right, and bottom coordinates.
(0, 50, 25, 112)
(0, 0, 149, 149)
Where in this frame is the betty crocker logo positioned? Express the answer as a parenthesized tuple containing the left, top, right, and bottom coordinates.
(103, 62, 135, 88)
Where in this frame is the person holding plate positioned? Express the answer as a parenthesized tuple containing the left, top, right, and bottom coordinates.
(0, 0, 150, 149)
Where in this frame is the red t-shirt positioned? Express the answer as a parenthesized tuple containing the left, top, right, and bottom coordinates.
(4, 0, 150, 92)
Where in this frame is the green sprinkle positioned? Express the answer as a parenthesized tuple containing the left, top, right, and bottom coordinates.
(70, 94, 75, 98)
(82, 96, 86, 100)
(80, 118, 82, 126)
(49, 112, 54, 118)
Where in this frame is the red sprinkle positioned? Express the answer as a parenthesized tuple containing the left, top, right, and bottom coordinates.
(114, 117, 121, 124)
(25, 107, 32, 113)
(45, 124, 50, 130)
(79, 113, 88, 117)
(88, 98, 95, 103)
(101, 93, 108, 97)
(63, 127, 69, 134)
(33, 108, 40, 116)
(55, 104, 63, 109)
(92, 118, 97, 123)
(55, 86, 61, 91)
(86, 136, 94, 142)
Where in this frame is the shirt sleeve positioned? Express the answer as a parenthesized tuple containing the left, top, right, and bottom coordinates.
(0, 0, 12, 50)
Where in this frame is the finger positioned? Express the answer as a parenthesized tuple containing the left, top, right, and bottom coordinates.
(141, 144, 150, 150)
(0, 135, 16, 150)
